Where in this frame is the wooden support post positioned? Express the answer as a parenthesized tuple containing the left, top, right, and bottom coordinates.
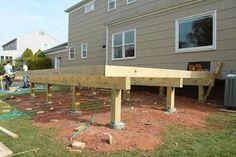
(159, 87, 165, 96)
(123, 90, 131, 101)
(91, 87, 96, 95)
(110, 87, 125, 129)
(72, 86, 81, 111)
(166, 87, 176, 113)
(198, 86, 206, 103)
(30, 82, 35, 97)
(46, 84, 53, 104)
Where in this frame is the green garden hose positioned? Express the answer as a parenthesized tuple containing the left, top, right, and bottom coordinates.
(70, 102, 102, 141)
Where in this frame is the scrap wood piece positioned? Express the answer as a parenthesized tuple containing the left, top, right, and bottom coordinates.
(218, 108, 236, 114)
(0, 142, 13, 157)
(0, 126, 18, 139)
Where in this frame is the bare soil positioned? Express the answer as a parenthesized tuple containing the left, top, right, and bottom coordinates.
(9, 89, 218, 152)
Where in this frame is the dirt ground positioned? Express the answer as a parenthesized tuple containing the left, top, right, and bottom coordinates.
(9, 89, 218, 152)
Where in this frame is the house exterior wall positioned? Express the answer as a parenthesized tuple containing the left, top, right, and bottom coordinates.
(66, 0, 236, 75)
(46, 49, 69, 68)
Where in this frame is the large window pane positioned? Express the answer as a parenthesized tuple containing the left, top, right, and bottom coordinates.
(125, 44, 135, 57)
(179, 15, 213, 49)
(114, 33, 122, 46)
(113, 46, 122, 58)
(125, 31, 134, 44)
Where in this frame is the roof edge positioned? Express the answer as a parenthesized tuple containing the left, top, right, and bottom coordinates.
(65, 0, 92, 13)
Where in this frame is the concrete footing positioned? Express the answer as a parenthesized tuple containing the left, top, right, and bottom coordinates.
(110, 122, 125, 130)
(165, 107, 176, 114)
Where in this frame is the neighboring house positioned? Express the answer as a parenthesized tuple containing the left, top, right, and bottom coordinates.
(44, 42, 68, 69)
(59, 0, 235, 76)
(0, 30, 60, 61)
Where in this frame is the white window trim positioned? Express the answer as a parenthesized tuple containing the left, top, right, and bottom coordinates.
(112, 29, 136, 61)
(85, 1, 95, 14)
(127, 0, 137, 5)
(175, 10, 217, 53)
(69, 46, 75, 60)
(108, 0, 116, 12)
(81, 43, 88, 59)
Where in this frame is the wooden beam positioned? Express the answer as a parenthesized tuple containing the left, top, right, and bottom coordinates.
(0, 126, 18, 138)
(183, 78, 214, 86)
(72, 86, 80, 111)
(166, 87, 176, 113)
(29, 75, 130, 90)
(46, 84, 53, 104)
(105, 65, 221, 79)
(31, 83, 35, 97)
(131, 78, 183, 87)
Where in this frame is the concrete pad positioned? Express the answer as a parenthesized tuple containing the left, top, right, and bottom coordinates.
(0, 142, 13, 157)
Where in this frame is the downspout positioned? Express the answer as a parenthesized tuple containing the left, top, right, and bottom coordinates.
(105, 26, 109, 65)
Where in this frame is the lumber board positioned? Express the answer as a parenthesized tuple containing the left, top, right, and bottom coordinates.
(166, 87, 175, 109)
(131, 78, 183, 87)
(0, 126, 18, 138)
(29, 75, 131, 90)
(105, 65, 221, 79)
(111, 88, 122, 123)
(183, 78, 214, 86)
(0, 142, 13, 157)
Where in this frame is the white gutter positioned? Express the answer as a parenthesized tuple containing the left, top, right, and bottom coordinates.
(107, 0, 205, 26)
(105, 26, 109, 65)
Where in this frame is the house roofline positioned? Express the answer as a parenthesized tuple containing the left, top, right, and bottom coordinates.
(2, 38, 17, 47)
(65, 0, 92, 13)
(44, 42, 68, 54)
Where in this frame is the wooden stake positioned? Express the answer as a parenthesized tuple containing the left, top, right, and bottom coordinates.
(198, 86, 206, 102)
(166, 87, 175, 111)
(91, 87, 96, 95)
(46, 84, 53, 104)
(123, 90, 131, 101)
(159, 87, 165, 95)
(111, 87, 122, 124)
(72, 86, 80, 111)
(30, 83, 35, 97)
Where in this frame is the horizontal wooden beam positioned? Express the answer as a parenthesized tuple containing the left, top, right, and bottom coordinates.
(131, 78, 183, 87)
(29, 75, 131, 90)
(183, 78, 215, 86)
(105, 66, 221, 79)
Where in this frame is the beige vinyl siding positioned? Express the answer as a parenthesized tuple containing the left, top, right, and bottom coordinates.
(107, 0, 236, 75)
(66, 0, 236, 75)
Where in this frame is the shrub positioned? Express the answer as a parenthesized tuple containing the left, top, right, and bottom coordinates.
(26, 57, 52, 70)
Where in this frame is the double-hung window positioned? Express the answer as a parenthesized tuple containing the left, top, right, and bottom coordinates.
(81, 43, 87, 58)
(127, 0, 137, 5)
(176, 11, 216, 53)
(112, 29, 136, 60)
(69, 46, 75, 60)
(108, 0, 116, 11)
(85, 1, 95, 13)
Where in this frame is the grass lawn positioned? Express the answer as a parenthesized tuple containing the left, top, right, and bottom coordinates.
(0, 100, 235, 157)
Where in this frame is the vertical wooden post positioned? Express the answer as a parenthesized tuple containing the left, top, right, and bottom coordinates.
(91, 87, 96, 95)
(159, 87, 165, 95)
(166, 87, 176, 113)
(31, 82, 35, 97)
(46, 84, 53, 104)
(123, 90, 131, 101)
(110, 87, 124, 129)
(198, 86, 206, 103)
(72, 86, 80, 111)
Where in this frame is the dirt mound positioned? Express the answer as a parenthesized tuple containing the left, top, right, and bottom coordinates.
(10, 90, 217, 152)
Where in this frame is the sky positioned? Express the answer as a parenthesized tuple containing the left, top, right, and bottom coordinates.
(0, 0, 80, 48)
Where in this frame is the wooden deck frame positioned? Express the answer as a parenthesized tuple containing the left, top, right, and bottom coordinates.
(15, 65, 221, 129)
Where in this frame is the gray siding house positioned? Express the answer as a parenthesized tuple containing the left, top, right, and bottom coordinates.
(59, 0, 236, 76)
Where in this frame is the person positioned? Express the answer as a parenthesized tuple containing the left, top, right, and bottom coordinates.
(22, 62, 29, 88)
(4, 61, 14, 90)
